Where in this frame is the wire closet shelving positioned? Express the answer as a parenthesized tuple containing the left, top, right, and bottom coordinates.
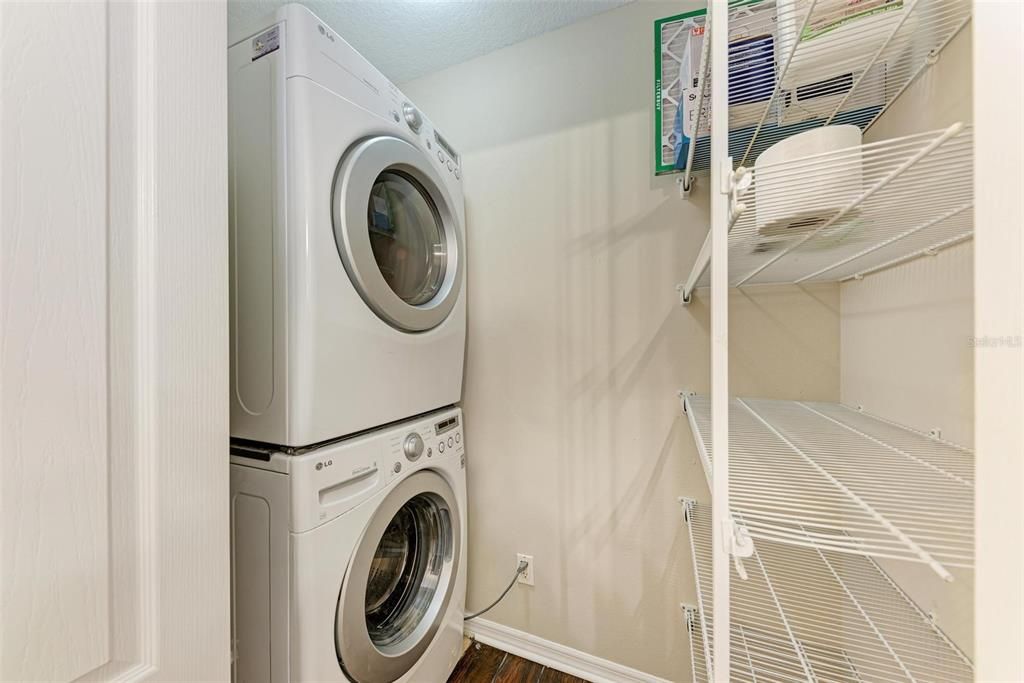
(681, 394, 973, 579)
(680, 123, 974, 302)
(678, 0, 972, 189)
(682, 501, 974, 683)
(674, 0, 976, 680)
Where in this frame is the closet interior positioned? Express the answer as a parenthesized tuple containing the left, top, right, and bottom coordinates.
(673, 0, 976, 680)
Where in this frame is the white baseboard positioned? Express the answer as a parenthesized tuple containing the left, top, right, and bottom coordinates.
(463, 618, 673, 683)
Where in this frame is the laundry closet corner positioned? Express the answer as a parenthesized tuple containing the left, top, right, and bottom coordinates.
(402, 1, 841, 679)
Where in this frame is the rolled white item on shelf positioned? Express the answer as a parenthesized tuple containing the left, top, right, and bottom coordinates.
(776, 0, 914, 91)
(754, 124, 863, 237)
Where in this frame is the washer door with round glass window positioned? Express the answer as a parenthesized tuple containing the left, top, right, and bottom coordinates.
(332, 136, 464, 333)
(336, 471, 461, 683)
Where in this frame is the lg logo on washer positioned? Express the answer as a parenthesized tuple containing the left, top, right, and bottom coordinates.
(315, 459, 334, 471)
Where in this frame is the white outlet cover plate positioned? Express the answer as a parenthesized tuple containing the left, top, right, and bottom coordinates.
(517, 554, 534, 586)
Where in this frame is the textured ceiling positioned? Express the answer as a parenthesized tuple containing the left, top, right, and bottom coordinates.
(228, 0, 634, 83)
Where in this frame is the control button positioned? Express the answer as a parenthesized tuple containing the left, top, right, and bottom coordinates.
(447, 436, 454, 448)
(437, 150, 444, 162)
(455, 433, 461, 443)
(438, 441, 445, 453)
(403, 102, 423, 132)
(426, 447, 433, 458)
(391, 110, 400, 123)
(393, 462, 402, 474)
(447, 160, 454, 172)
(454, 168, 461, 180)
(403, 433, 424, 461)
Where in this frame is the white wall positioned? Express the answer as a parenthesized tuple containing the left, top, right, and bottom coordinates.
(404, 2, 839, 677)
(843, 23, 974, 447)
(840, 24, 975, 658)
(973, 2, 1024, 677)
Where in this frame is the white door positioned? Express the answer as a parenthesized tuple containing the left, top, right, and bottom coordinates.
(1, 2, 229, 681)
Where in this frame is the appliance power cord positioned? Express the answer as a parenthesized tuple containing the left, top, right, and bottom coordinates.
(464, 560, 530, 621)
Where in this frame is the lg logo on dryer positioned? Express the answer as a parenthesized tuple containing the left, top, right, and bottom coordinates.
(315, 459, 334, 471)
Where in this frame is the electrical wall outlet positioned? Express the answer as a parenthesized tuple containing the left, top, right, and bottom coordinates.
(516, 554, 534, 586)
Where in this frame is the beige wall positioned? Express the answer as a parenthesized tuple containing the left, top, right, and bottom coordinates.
(404, 2, 839, 678)
(841, 24, 975, 658)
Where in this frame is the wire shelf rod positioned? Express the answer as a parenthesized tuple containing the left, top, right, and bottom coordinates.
(682, 9, 713, 194)
(862, 12, 973, 133)
(683, 502, 974, 682)
(844, 231, 973, 281)
(737, 0, 819, 167)
(746, 517, 818, 683)
(823, 0, 920, 125)
(807, 534, 917, 682)
(797, 402, 972, 487)
(739, 397, 955, 579)
(682, 394, 974, 569)
(795, 202, 973, 283)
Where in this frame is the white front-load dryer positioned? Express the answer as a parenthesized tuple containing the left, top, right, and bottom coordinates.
(231, 407, 468, 683)
(228, 4, 467, 448)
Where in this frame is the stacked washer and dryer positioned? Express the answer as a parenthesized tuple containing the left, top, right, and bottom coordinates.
(228, 5, 468, 682)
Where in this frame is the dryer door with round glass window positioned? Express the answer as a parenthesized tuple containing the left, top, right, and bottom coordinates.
(336, 471, 461, 683)
(332, 136, 464, 332)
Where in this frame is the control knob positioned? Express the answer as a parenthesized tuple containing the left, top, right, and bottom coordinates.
(403, 433, 424, 460)
(403, 103, 423, 133)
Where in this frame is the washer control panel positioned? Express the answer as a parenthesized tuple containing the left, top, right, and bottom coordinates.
(386, 408, 464, 479)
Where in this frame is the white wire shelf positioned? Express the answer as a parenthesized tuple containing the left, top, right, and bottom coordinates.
(683, 500, 973, 682)
(680, 124, 973, 301)
(679, 0, 971, 185)
(681, 394, 973, 579)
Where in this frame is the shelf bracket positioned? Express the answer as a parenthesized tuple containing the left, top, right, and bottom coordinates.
(678, 175, 695, 199)
(675, 283, 691, 306)
(677, 389, 695, 413)
(680, 603, 697, 632)
(679, 496, 696, 522)
(724, 518, 755, 581)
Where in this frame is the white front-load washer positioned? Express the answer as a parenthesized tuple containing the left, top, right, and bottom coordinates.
(231, 407, 468, 683)
(228, 4, 467, 448)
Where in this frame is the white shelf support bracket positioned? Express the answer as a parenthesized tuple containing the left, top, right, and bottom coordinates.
(678, 389, 695, 413)
(679, 496, 697, 522)
(719, 158, 736, 195)
(675, 283, 691, 306)
(724, 518, 755, 581)
(678, 175, 695, 199)
(681, 603, 697, 632)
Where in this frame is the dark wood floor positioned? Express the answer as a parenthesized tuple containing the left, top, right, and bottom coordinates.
(448, 642, 588, 683)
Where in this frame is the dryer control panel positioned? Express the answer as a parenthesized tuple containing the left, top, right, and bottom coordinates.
(244, 3, 463, 186)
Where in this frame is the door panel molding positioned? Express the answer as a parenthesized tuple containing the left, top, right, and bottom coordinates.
(1, 2, 228, 681)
